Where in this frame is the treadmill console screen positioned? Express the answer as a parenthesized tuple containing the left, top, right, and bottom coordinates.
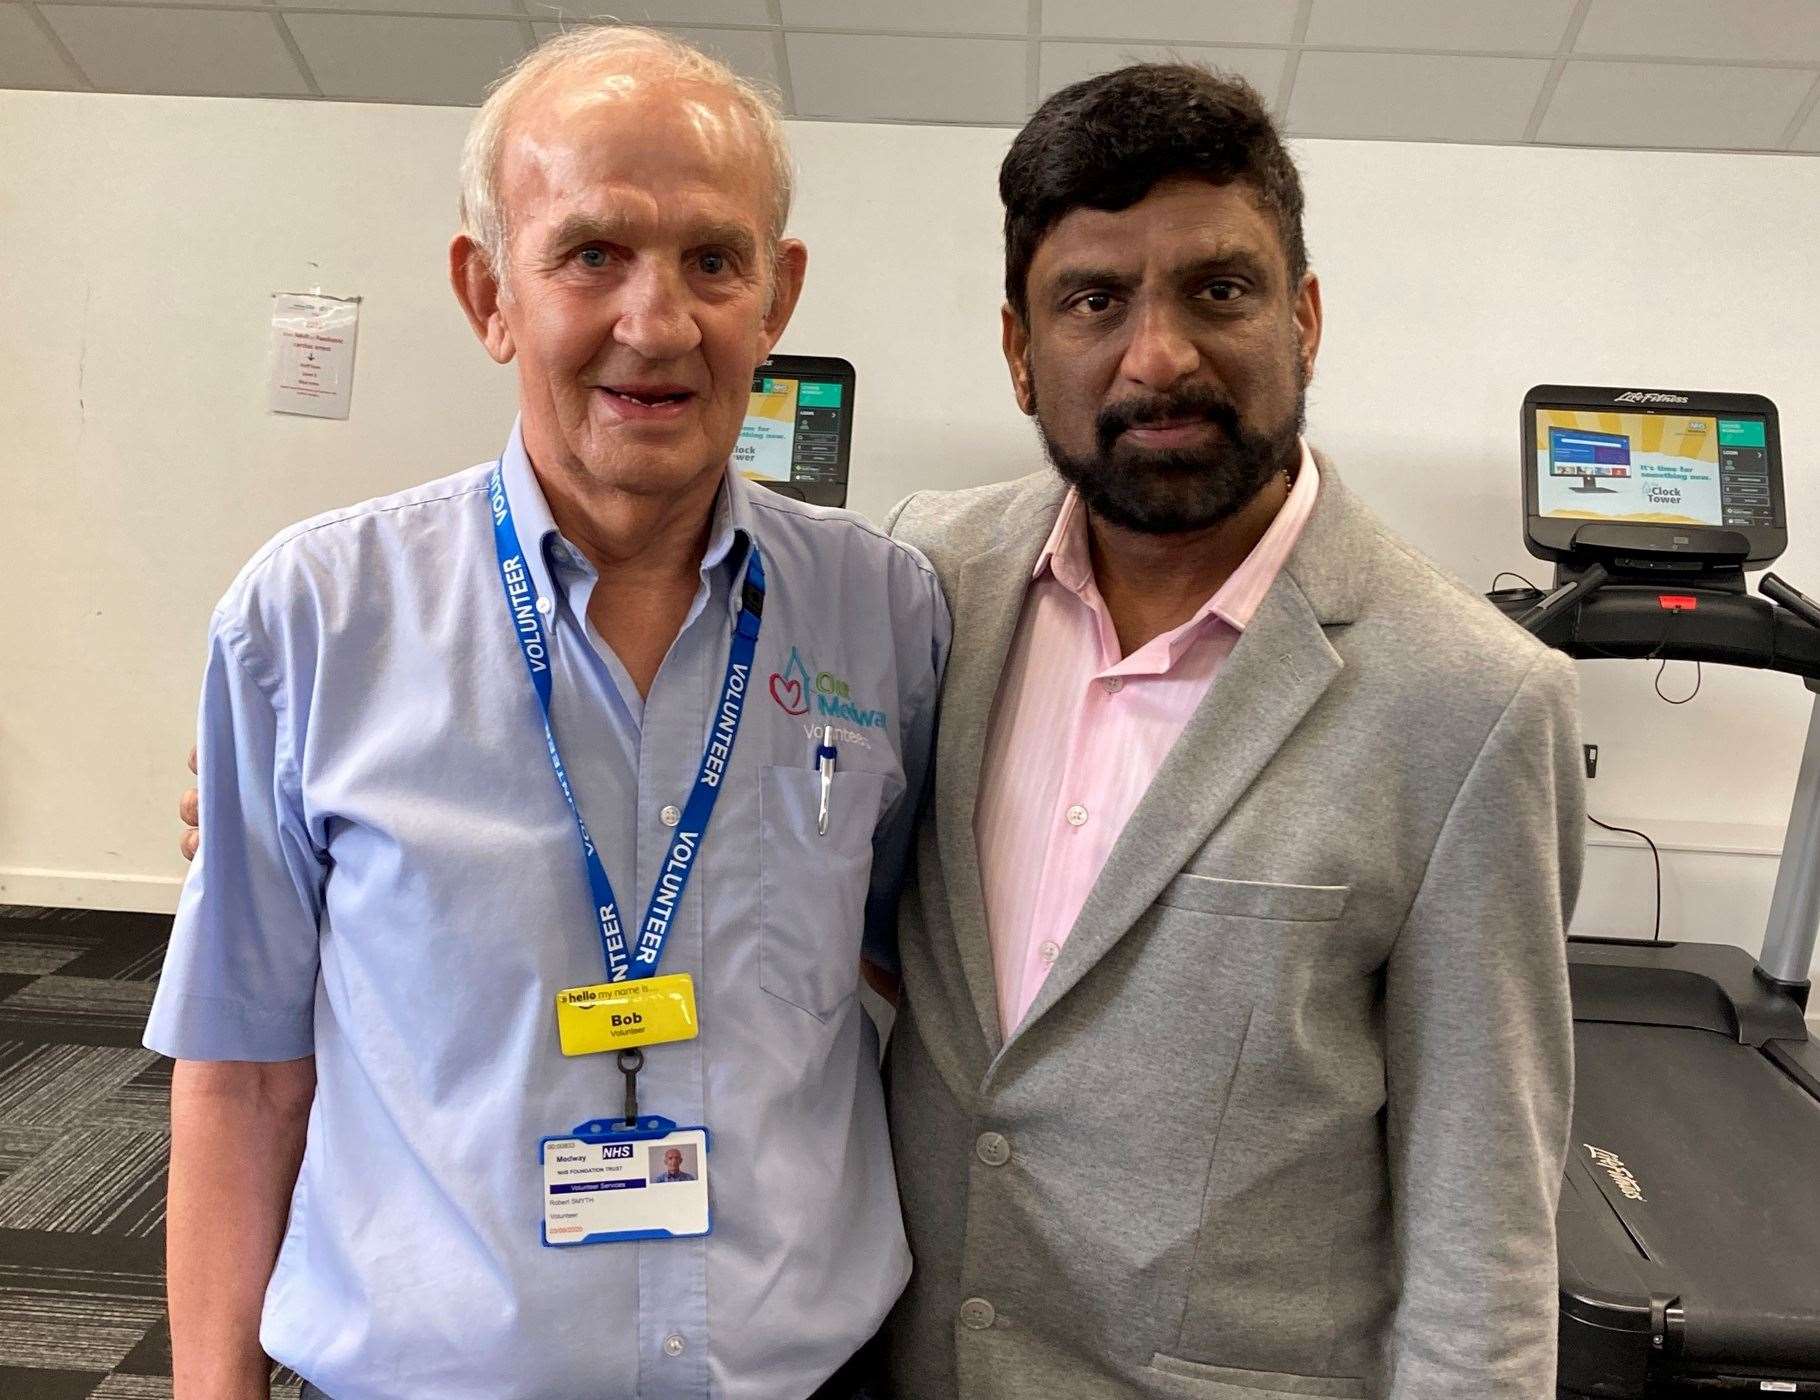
(1536, 410, 1773, 529)
(1522, 385, 1786, 566)
(735, 355, 855, 508)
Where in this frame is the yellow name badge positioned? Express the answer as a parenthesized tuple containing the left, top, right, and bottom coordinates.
(554, 973, 700, 1058)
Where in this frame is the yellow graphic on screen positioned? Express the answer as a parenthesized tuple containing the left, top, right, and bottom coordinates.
(735, 377, 798, 482)
(1536, 410, 1721, 527)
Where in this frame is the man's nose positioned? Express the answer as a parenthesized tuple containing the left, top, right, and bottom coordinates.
(1117, 301, 1200, 391)
(612, 259, 703, 361)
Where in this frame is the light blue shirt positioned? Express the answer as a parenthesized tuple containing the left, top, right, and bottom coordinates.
(146, 422, 949, 1399)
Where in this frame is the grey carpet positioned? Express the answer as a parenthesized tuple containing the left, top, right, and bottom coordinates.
(0, 904, 301, 1399)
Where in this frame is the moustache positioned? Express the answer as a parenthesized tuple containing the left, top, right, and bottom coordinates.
(1095, 388, 1243, 454)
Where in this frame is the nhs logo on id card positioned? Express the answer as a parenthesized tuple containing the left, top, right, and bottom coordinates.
(600, 1144, 634, 1161)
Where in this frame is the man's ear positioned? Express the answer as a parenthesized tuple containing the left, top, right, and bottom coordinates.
(758, 237, 809, 357)
(450, 234, 516, 365)
(1294, 270, 1322, 384)
(1002, 303, 1036, 417)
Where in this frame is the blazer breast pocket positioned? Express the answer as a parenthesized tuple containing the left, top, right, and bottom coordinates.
(1154, 874, 1350, 923)
(1146, 1355, 1367, 1399)
(758, 765, 887, 1020)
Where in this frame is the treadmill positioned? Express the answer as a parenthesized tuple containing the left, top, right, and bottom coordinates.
(1492, 384, 1820, 1397)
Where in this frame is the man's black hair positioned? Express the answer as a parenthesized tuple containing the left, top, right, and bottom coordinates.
(999, 64, 1308, 320)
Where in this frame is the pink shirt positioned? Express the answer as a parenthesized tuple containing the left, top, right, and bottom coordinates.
(975, 446, 1321, 1035)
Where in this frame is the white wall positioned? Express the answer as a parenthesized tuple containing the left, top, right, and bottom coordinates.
(3, 89, 1818, 979)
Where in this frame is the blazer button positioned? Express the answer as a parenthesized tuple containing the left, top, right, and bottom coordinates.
(959, 1297, 996, 1330)
(975, 1131, 1010, 1167)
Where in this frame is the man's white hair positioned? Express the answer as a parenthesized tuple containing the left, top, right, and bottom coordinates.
(458, 25, 794, 282)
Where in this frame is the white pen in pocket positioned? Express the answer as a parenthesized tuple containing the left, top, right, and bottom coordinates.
(815, 724, 838, 836)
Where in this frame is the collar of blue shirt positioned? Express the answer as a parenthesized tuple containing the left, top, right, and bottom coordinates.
(498, 416, 758, 627)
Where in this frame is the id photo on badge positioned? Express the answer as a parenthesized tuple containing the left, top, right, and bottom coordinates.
(651, 1143, 699, 1183)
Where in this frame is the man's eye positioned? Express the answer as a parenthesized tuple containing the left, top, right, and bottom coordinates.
(1203, 280, 1244, 302)
(1072, 292, 1114, 315)
(698, 251, 731, 276)
(576, 247, 607, 269)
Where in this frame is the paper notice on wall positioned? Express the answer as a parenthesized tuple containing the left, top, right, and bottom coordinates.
(268, 293, 361, 419)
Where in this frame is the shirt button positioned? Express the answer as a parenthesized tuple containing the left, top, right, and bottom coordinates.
(959, 1297, 996, 1331)
(662, 1333, 686, 1357)
(1065, 804, 1088, 827)
(1101, 676, 1123, 694)
(976, 1132, 1010, 1167)
(1038, 940, 1061, 965)
(659, 805, 682, 827)
(534, 596, 552, 616)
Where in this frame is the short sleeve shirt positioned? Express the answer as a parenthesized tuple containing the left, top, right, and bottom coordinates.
(145, 421, 950, 1399)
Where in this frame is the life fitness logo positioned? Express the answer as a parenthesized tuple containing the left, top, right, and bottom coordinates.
(1583, 1143, 1646, 1201)
(767, 646, 888, 729)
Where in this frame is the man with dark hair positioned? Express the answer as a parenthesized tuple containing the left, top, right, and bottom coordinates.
(883, 65, 1580, 1398)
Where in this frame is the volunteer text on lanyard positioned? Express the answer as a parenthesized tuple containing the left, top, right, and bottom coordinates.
(488, 466, 762, 1068)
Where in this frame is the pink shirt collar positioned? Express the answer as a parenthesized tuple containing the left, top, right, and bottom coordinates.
(1033, 440, 1321, 672)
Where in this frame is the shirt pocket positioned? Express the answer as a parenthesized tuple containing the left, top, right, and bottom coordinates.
(1154, 874, 1350, 923)
(759, 765, 887, 1019)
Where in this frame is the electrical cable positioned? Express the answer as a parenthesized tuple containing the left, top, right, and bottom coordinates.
(1587, 814, 1662, 942)
(1492, 571, 1540, 592)
(1654, 659, 1702, 704)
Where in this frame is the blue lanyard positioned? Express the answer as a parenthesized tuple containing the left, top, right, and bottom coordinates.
(487, 466, 764, 982)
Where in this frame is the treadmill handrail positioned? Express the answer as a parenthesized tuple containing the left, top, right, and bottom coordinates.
(1490, 585, 1820, 682)
(1763, 695, 1820, 990)
(1490, 579, 1820, 991)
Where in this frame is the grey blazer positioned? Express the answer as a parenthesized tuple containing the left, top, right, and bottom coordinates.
(882, 463, 1582, 1399)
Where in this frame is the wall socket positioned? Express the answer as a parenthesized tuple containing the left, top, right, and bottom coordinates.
(1583, 743, 1599, 780)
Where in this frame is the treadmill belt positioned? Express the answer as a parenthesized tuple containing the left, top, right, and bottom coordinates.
(1571, 1021, 1820, 1362)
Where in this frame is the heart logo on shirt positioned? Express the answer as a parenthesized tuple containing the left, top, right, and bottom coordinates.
(769, 674, 807, 715)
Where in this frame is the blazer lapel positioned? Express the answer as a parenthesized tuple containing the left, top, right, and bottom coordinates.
(933, 475, 1066, 1056)
(1007, 466, 1366, 1043)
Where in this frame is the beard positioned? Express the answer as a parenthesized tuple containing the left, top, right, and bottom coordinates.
(1035, 376, 1306, 535)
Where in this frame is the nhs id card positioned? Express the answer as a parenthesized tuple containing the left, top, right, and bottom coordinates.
(540, 1118, 710, 1247)
(554, 972, 698, 1057)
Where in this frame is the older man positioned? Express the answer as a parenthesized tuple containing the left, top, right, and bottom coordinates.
(149, 28, 944, 1400)
(882, 66, 1581, 1398)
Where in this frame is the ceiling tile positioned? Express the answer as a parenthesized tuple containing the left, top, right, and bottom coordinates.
(782, 0, 1026, 35)
(785, 32, 1028, 123)
(1042, 0, 1298, 45)
(530, 0, 771, 22)
(286, 13, 527, 104)
(1795, 96, 1820, 152)
(0, 5, 85, 87)
(1304, 0, 1577, 54)
(39, 5, 309, 95)
(1039, 42, 1287, 103)
(531, 22, 780, 88)
(1540, 60, 1815, 149)
(1576, 0, 1820, 64)
(1288, 51, 1548, 141)
(301, 0, 519, 16)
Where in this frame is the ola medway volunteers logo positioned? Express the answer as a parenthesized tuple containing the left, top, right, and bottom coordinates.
(768, 646, 889, 730)
(769, 648, 811, 715)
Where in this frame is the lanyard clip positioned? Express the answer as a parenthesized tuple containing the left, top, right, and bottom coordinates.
(617, 1048, 644, 1127)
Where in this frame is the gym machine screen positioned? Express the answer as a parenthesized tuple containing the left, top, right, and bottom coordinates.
(1522, 385, 1786, 566)
(735, 354, 855, 508)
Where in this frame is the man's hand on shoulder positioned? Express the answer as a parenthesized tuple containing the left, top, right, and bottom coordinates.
(860, 957, 901, 1007)
(180, 745, 199, 862)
